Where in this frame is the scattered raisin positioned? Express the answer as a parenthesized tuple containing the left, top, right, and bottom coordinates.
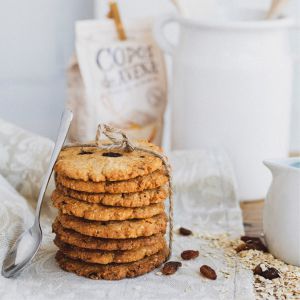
(200, 265, 217, 280)
(181, 250, 199, 260)
(102, 152, 123, 157)
(236, 236, 268, 253)
(161, 261, 182, 275)
(241, 236, 261, 243)
(253, 264, 280, 280)
(179, 227, 193, 236)
(253, 264, 264, 276)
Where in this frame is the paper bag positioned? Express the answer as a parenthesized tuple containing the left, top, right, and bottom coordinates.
(67, 19, 167, 145)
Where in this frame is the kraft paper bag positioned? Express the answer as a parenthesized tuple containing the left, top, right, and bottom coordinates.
(67, 18, 167, 145)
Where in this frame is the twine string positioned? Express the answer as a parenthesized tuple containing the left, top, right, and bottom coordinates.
(64, 124, 173, 259)
(95, 124, 135, 152)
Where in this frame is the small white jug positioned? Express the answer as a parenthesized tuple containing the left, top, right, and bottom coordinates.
(264, 158, 300, 266)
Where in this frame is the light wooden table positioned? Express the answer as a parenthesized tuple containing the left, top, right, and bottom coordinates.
(240, 200, 264, 237)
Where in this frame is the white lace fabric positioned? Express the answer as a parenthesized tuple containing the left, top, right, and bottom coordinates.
(0, 119, 254, 300)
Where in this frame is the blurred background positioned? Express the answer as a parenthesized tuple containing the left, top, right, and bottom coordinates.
(0, 0, 299, 200)
(0, 0, 299, 144)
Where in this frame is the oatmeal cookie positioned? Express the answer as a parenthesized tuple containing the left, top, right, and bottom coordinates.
(51, 190, 165, 221)
(52, 219, 165, 251)
(56, 183, 168, 207)
(55, 170, 168, 194)
(57, 213, 167, 239)
(55, 141, 163, 182)
(54, 236, 166, 264)
(55, 246, 169, 280)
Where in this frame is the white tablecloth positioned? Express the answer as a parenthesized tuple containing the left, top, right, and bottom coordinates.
(0, 119, 255, 300)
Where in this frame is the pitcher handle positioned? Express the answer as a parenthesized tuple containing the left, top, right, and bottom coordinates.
(153, 15, 179, 55)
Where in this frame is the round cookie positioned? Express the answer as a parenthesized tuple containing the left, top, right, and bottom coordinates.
(56, 183, 168, 207)
(54, 236, 166, 264)
(55, 246, 169, 280)
(52, 220, 165, 251)
(55, 170, 168, 194)
(51, 190, 165, 221)
(57, 213, 167, 239)
(55, 141, 163, 182)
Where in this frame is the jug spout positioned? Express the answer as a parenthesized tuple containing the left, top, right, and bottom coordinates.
(264, 158, 300, 177)
(263, 159, 281, 177)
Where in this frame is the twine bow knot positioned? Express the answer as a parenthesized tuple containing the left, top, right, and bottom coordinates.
(95, 124, 135, 152)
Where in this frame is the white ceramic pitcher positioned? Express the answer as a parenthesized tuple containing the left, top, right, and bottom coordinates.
(154, 10, 293, 200)
(264, 158, 300, 266)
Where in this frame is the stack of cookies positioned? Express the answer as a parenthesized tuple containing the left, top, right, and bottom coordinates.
(51, 141, 169, 280)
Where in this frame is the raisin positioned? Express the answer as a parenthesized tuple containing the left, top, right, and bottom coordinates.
(200, 265, 217, 280)
(241, 236, 262, 243)
(253, 264, 263, 276)
(253, 264, 280, 280)
(181, 250, 199, 260)
(236, 236, 268, 253)
(102, 152, 123, 157)
(264, 268, 280, 280)
(179, 227, 193, 236)
(248, 240, 268, 252)
(161, 261, 182, 275)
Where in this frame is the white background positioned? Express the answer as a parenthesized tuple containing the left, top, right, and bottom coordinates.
(0, 0, 94, 139)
